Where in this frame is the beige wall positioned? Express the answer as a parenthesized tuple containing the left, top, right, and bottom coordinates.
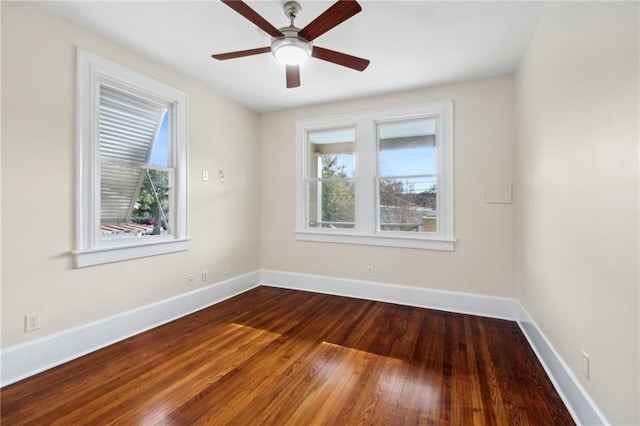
(259, 76, 516, 296)
(1, 2, 261, 347)
(515, 2, 639, 423)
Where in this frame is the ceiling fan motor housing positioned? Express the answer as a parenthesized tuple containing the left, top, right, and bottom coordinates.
(271, 26, 313, 64)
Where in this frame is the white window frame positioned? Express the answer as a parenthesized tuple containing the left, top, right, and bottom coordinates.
(74, 49, 189, 268)
(296, 101, 455, 251)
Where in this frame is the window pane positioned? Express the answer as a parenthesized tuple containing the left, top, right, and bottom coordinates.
(307, 179, 355, 229)
(309, 128, 355, 178)
(101, 165, 172, 241)
(378, 177, 437, 233)
(378, 119, 437, 176)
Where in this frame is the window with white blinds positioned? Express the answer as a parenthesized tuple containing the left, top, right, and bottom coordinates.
(74, 49, 188, 268)
(98, 85, 170, 236)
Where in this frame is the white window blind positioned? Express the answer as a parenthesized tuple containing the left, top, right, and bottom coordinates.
(98, 85, 167, 225)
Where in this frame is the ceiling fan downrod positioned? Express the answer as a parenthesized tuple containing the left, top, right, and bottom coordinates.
(283, 1, 302, 26)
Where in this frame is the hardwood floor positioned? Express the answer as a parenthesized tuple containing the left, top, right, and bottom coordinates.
(1, 286, 574, 425)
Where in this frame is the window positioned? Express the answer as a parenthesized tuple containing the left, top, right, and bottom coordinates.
(74, 49, 188, 267)
(296, 101, 454, 250)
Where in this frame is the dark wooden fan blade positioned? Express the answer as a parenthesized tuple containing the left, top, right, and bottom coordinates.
(298, 0, 361, 41)
(286, 65, 301, 88)
(221, 0, 283, 37)
(311, 46, 369, 71)
(212, 46, 271, 60)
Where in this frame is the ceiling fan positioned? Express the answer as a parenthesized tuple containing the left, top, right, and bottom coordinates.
(212, 0, 370, 89)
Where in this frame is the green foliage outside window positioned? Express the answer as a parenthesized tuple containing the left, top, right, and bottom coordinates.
(320, 155, 354, 225)
(132, 169, 170, 235)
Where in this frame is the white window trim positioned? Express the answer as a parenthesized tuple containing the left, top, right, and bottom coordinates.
(295, 101, 455, 251)
(73, 49, 189, 268)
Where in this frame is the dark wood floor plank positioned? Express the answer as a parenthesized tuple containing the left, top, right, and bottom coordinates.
(1, 286, 574, 425)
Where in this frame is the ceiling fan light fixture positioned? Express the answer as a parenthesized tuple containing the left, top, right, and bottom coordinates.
(213, 0, 369, 88)
(272, 36, 312, 65)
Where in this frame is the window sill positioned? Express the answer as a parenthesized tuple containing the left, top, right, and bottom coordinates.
(72, 238, 189, 268)
(295, 230, 455, 251)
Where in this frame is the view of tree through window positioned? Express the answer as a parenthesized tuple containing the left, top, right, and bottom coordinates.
(377, 119, 438, 233)
(319, 154, 355, 226)
(307, 128, 356, 229)
(131, 169, 171, 236)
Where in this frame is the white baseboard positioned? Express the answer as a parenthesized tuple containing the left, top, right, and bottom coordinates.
(0, 268, 607, 425)
(260, 269, 607, 425)
(0, 270, 260, 387)
(516, 305, 609, 426)
(260, 269, 518, 320)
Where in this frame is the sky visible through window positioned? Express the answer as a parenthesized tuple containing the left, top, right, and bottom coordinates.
(321, 120, 437, 193)
(379, 147, 436, 177)
(332, 148, 436, 184)
(149, 111, 169, 168)
(378, 119, 436, 188)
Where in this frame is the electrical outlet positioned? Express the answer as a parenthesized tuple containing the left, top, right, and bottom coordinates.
(187, 274, 195, 287)
(367, 265, 374, 276)
(202, 170, 209, 181)
(202, 270, 208, 281)
(581, 351, 590, 380)
(224, 264, 231, 275)
(25, 313, 41, 332)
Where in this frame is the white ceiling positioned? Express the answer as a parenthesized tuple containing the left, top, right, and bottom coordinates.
(38, 1, 544, 113)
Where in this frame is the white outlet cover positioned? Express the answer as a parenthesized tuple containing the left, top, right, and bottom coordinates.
(581, 351, 590, 380)
(25, 313, 41, 332)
